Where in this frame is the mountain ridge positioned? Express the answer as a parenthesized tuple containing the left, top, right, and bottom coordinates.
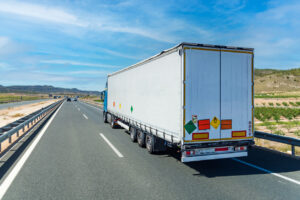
(0, 85, 101, 95)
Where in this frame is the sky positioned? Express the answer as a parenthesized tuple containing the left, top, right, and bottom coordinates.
(0, 0, 299, 91)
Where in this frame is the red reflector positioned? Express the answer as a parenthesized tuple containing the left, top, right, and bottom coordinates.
(186, 151, 190, 155)
(240, 147, 245, 150)
(198, 119, 210, 130)
(215, 147, 229, 152)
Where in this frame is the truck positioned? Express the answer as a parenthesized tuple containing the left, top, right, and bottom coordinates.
(103, 42, 254, 162)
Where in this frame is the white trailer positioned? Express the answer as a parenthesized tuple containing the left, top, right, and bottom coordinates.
(103, 42, 254, 162)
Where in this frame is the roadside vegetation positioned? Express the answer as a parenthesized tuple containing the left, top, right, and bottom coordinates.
(0, 93, 46, 104)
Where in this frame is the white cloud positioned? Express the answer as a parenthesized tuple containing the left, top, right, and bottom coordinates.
(69, 70, 108, 75)
(214, 0, 246, 13)
(0, 36, 10, 48)
(0, 36, 25, 57)
(99, 25, 175, 43)
(41, 60, 119, 68)
(0, 62, 13, 70)
(0, 1, 87, 27)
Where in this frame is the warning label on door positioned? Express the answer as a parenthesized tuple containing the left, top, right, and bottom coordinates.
(211, 116, 220, 129)
(184, 120, 196, 135)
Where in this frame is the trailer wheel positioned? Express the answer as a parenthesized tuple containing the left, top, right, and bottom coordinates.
(111, 115, 116, 129)
(130, 127, 137, 142)
(103, 112, 108, 123)
(146, 134, 155, 154)
(137, 130, 145, 147)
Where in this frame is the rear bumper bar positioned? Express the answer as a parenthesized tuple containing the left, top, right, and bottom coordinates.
(181, 151, 247, 162)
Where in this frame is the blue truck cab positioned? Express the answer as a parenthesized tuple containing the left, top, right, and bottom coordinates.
(103, 81, 108, 123)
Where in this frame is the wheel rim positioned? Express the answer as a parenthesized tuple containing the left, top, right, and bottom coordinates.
(146, 135, 151, 150)
(130, 129, 134, 139)
(137, 131, 140, 141)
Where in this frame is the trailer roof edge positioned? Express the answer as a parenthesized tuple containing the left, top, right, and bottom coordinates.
(108, 42, 253, 77)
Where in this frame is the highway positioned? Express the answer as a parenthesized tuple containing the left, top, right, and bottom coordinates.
(0, 99, 50, 110)
(0, 100, 299, 200)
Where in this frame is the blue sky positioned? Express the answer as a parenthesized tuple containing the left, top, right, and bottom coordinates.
(0, 0, 299, 91)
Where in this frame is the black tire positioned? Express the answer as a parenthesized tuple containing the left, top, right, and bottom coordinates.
(130, 127, 137, 142)
(146, 134, 155, 154)
(111, 115, 116, 129)
(137, 130, 146, 147)
(103, 112, 108, 123)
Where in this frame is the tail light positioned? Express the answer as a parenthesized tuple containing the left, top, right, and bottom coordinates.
(235, 146, 247, 151)
(185, 150, 195, 156)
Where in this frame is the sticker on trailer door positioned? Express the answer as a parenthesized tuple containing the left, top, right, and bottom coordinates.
(192, 115, 197, 124)
(211, 116, 220, 129)
(184, 120, 196, 134)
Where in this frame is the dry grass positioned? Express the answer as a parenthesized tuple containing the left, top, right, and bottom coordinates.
(255, 138, 300, 156)
(11, 113, 24, 117)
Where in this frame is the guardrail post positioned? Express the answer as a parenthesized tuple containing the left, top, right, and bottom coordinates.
(291, 145, 295, 156)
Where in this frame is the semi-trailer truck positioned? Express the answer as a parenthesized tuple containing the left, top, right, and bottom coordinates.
(103, 42, 254, 162)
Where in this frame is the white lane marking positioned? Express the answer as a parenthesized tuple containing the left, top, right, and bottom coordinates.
(83, 114, 88, 119)
(0, 102, 64, 199)
(80, 101, 103, 111)
(232, 158, 300, 185)
(99, 133, 124, 158)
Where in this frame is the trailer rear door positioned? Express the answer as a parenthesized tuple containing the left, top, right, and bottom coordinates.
(220, 50, 253, 139)
(184, 47, 221, 142)
(183, 47, 253, 143)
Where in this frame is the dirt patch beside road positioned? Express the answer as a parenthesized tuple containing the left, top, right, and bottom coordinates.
(0, 99, 59, 127)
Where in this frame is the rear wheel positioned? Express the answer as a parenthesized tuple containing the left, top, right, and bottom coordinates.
(137, 130, 146, 147)
(110, 115, 116, 129)
(146, 134, 155, 154)
(130, 127, 137, 142)
(103, 112, 108, 123)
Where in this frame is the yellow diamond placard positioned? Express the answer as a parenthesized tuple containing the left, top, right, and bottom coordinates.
(211, 116, 220, 129)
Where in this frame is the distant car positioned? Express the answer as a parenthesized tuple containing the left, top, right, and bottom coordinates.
(67, 98, 71, 102)
(74, 98, 77, 101)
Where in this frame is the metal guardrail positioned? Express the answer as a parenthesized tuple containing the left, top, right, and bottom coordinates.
(254, 131, 300, 156)
(0, 100, 63, 153)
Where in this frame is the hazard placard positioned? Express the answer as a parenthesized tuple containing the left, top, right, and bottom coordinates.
(211, 116, 220, 129)
(184, 120, 196, 134)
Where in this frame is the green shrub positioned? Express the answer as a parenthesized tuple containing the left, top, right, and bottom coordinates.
(284, 124, 293, 133)
(282, 102, 288, 106)
(294, 130, 300, 137)
(266, 125, 276, 133)
(276, 103, 281, 106)
(289, 102, 295, 106)
(254, 107, 300, 121)
(268, 102, 274, 106)
(274, 130, 285, 136)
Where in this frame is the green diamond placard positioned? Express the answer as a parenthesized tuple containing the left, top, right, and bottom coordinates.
(184, 120, 196, 134)
(130, 106, 133, 113)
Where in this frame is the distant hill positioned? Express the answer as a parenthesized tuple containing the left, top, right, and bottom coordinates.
(0, 85, 101, 96)
(254, 68, 300, 93)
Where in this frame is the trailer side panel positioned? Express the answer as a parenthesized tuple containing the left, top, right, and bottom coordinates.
(107, 50, 182, 138)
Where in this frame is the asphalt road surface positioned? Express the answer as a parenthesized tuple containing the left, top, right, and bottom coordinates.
(0, 99, 51, 110)
(0, 100, 299, 200)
